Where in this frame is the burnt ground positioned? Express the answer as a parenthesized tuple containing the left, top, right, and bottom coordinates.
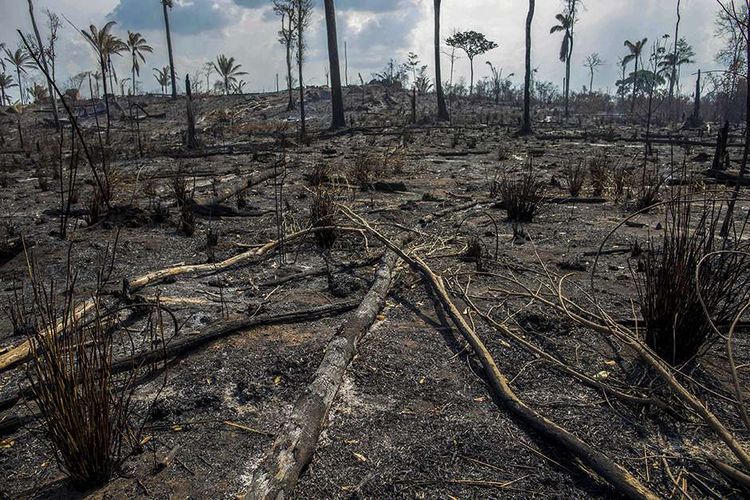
(0, 85, 748, 498)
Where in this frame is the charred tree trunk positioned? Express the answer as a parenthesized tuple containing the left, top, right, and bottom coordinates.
(434, 0, 449, 121)
(713, 120, 730, 171)
(185, 74, 196, 149)
(162, 0, 177, 99)
(245, 245, 404, 499)
(285, 15, 295, 111)
(520, 0, 535, 135)
(324, 0, 346, 129)
(722, 29, 750, 237)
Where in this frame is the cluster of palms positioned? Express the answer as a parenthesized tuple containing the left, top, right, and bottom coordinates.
(1, 43, 33, 106)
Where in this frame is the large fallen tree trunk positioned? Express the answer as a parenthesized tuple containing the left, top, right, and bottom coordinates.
(0, 299, 360, 415)
(341, 207, 658, 500)
(192, 166, 280, 210)
(244, 242, 404, 500)
(0, 226, 362, 372)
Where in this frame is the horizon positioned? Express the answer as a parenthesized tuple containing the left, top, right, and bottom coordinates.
(0, 0, 726, 98)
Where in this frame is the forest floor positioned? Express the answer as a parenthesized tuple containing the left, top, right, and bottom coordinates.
(0, 85, 748, 499)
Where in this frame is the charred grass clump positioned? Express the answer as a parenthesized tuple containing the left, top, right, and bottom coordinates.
(588, 154, 609, 197)
(563, 161, 586, 198)
(496, 166, 546, 223)
(310, 185, 340, 249)
(23, 252, 168, 488)
(633, 197, 750, 365)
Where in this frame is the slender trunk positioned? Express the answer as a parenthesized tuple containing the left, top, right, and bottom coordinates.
(27, 0, 60, 129)
(286, 41, 294, 110)
(520, 0, 534, 134)
(589, 69, 593, 94)
(631, 56, 639, 114)
(185, 73, 196, 149)
(298, 19, 306, 138)
(434, 0, 448, 121)
(344, 41, 348, 87)
(469, 57, 474, 96)
(162, 0, 177, 99)
(100, 57, 111, 145)
(668, 0, 681, 121)
(132, 59, 136, 96)
(564, 41, 572, 117)
(17, 68, 23, 105)
(324, 0, 346, 129)
(1, 86, 5, 105)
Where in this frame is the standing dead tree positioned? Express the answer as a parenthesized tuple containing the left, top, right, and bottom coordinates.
(323, 0, 346, 129)
(520, 0, 535, 135)
(434, 0, 449, 121)
(293, 0, 313, 138)
(273, 0, 296, 111)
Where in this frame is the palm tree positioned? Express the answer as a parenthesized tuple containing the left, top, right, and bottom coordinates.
(27, 0, 60, 128)
(658, 38, 694, 100)
(434, 0, 448, 121)
(323, 0, 345, 129)
(161, 0, 177, 99)
(212, 55, 247, 95)
(81, 22, 127, 142)
(0, 73, 16, 105)
(550, 10, 575, 118)
(623, 38, 648, 113)
(520, 0, 535, 135)
(154, 66, 169, 95)
(3, 48, 34, 104)
(127, 31, 153, 95)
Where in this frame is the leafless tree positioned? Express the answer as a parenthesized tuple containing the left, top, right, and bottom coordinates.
(293, 0, 313, 138)
(584, 52, 604, 93)
(323, 0, 345, 129)
(274, 0, 296, 111)
(520, 0, 535, 135)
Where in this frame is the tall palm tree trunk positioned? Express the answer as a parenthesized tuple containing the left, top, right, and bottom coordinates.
(520, 0, 535, 134)
(100, 56, 111, 144)
(668, 0, 681, 121)
(434, 0, 448, 121)
(298, 25, 306, 138)
(162, 0, 177, 99)
(132, 59, 136, 95)
(16, 68, 23, 105)
(324, 0, 345, 129)
(27, 0, 60, 129)
(630, 57, 639, 114)
(564, 42, 572, 117)
(285, 15, 295, 111)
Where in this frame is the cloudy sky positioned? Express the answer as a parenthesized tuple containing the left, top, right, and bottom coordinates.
(0, 0, 726, 97)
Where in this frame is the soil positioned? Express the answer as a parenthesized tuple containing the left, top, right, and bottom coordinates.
(0, 85, 748, 499)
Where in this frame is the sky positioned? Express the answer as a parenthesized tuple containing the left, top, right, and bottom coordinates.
(0, 0, 728, 98)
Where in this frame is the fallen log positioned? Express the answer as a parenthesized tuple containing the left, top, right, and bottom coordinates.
(341, 207, 658, 500)
(244, 241, 405, 500)
(192, 167, 280, 210)
(0, 226, 361, 373)
(704, 169, 750, 187)
(0, 299, 360, 415)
